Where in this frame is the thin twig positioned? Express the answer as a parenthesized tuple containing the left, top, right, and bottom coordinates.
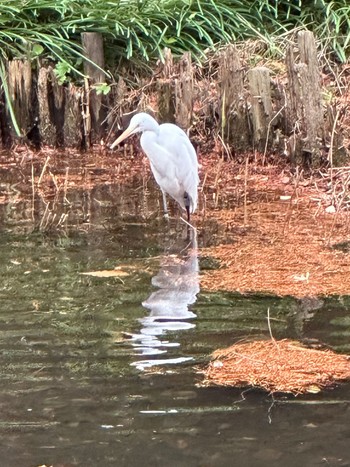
(328, 108, 340, 186)
(31, 162, 35, 222)
(37, 156, 50, 186)
(267, 307, 277, 347)
(180, 216, 197, 231)
(263, 104, 286, 164)
(218, 134, 232, 160)
(243, 157, 249, 226)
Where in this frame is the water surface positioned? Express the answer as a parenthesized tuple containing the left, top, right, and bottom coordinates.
(0, 174, 349, 466)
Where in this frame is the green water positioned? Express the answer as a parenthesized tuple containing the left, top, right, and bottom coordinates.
(0, 179, 349, 466)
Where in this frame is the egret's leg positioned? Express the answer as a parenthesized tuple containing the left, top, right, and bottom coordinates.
(184, 192, 191, 222)
(161, 190, 169, 218)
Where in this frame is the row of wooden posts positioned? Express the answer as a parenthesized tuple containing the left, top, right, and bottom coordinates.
(0, 30, 344, 166)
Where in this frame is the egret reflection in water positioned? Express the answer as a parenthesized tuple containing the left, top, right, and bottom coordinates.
(131, 229, 199, 370)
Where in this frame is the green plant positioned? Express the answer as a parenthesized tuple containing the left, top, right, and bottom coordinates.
(1, 0, 350, 137)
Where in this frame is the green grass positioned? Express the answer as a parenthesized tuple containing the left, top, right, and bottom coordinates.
(0, 0, 348, 70)
(1, 0, 350, 134)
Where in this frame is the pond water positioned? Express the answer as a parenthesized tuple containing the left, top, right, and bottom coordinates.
(0, 171, 350, 466)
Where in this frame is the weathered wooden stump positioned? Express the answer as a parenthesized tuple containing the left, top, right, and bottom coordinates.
(219, 45, 249, 152)
(175, 52, 193, 130)
(157, 48, 176, 123)
(286, 30, 324, 166)
(7, 60, 33, 135)
(3, 60, 39, 144)
(38, 66, 65, 147)
(247, 66, 273, 151)
(82, 32, 107, 145)
(63, 84, 84, 148)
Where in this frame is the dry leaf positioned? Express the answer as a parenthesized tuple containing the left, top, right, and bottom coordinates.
(81, 268, 129, 278)
(306, 385, 321, 394)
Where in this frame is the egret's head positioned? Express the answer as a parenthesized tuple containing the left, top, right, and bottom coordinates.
(110, 112, 158, 149)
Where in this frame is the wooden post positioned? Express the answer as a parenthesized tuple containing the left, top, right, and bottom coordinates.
(81, 32, 107, 145)
(175, 52, 193, 130)
(219, 45, 250, 152)
(157, 48, 176, 123)
(7, 60, 32, 135)
(63, 84, 84, 148)
(247, 67, 273, 151)
(37, 66, 65, 147)
(37, 67, 56, 146)
(286, 31, 324, 166)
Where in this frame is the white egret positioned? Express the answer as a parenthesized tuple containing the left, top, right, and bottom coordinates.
(110, 113, 199, 221)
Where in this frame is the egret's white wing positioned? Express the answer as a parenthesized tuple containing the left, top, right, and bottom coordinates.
(159, 124, 198, 170)
(158, 125, 199, 210)
(140, 123, 199, 211)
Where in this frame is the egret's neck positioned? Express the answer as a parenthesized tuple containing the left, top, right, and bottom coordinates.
(140, 129, 157, 153)
(144, 118, 159, 133)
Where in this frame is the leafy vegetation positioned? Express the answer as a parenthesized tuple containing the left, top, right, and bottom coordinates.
(0, 0, 349, 71)
(0, 0, 349, 135)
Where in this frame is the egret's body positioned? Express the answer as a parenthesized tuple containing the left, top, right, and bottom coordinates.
(110, 113, 199, 220)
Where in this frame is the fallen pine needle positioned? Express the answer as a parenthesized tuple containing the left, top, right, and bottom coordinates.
(198, 339, 350, 395)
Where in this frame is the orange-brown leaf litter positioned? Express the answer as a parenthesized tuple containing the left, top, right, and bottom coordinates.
(199, 156, 350, 297)
(199, 339, 350, 395)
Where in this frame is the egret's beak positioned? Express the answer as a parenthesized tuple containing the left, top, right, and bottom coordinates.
(110, 125, 137, 149)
